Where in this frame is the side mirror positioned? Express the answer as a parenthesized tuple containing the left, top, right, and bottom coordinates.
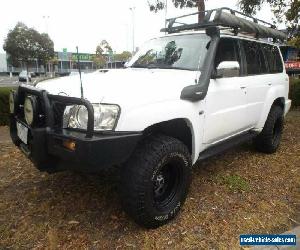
(212, 61, 240, 79)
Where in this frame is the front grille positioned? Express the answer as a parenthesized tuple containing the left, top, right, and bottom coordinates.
(52, 102, 66, 129)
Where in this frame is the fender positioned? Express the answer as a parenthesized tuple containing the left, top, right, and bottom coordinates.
(255, 84, 286, 130)
(116, 99, 205, 164)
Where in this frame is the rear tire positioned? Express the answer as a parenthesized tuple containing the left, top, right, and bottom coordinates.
(120, 135, 192, 228)
(254, 105, 284, 154)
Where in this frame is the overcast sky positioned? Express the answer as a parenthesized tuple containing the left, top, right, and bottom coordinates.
(0, 0, 285, 54)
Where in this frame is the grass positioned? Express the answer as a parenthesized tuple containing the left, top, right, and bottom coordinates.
(290, 77, 300, 107)
(0, 112, 299, 249)
(216, 174, 250, 192)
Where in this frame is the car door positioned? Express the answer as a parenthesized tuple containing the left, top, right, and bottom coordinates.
(239, 40, 271, 127)
(203, 38, 249, 144)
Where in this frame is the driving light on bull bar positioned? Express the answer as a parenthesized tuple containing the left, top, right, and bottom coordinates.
(63, 104, 120, 131)
(24, 96, 37, 126)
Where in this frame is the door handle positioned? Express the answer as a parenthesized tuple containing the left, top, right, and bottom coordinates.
(240, 86, 246, 89)
(268, 83, 272, 86)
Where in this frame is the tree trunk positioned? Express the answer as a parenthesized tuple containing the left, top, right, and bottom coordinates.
(198, 0, 205, 23)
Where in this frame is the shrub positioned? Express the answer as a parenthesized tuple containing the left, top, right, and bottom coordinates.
(290, 78, 300, 107)
(0, 77, 54, 127)
(0, 87, 13, 126)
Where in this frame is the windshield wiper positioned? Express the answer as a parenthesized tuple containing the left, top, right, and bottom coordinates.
(148, 65, 194, 71)
(166, 66, 194, 71)
(130, 64, 194, 71)
(130, 64, 160, 69)
(130, 65, 146, 68)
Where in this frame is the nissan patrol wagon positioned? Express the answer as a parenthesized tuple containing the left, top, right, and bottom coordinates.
(9, 8, 291, 228)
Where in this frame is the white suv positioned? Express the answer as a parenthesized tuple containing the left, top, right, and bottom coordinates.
(9, 8, 291, 228)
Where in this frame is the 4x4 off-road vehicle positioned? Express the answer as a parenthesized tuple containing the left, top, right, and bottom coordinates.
(9, 8, 291, 228)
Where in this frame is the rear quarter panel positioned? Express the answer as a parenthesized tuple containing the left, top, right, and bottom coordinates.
(255, 72, 289, 130)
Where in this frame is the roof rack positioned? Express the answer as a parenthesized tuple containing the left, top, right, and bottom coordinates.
(161, 7, 287, 41)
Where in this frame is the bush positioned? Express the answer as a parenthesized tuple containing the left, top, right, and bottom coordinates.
(290, 78, 300, 107)
(0, 87, 13, 126)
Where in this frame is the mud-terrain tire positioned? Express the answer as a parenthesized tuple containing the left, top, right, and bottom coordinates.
(120, 135, 192, 228)
(254, 105, 284, 154)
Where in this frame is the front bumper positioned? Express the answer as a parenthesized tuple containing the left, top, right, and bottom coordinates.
(9, 85, 142, 173)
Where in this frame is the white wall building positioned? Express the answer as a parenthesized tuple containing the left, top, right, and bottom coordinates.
(0, 53, 7, 72)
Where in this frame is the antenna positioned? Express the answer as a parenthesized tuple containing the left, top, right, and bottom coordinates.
(76, 46, 84, 99)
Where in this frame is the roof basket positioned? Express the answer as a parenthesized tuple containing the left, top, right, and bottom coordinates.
(161, 7, 287, 41)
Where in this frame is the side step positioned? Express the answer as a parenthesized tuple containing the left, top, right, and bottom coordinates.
(198, 131, 258, 161)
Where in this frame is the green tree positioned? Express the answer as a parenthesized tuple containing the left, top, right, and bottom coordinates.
(3, 22, 54, 70)
(239, 0, 300, 47)
(115, 51, 132, 61)
(37, 33, 55, 66)
(99, 40, 112, 54)
(239, 0, 299, 34)
(93, 40, 112, 68)
(288, 36, 300, 48)
(149, 0, 206, 22)
(92, 55, 106, 68)
(96, 45, 104, 56)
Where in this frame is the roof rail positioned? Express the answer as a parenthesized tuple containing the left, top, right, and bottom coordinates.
(161, 7, 287, 41)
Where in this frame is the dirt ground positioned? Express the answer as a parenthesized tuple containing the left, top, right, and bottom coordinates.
(0, 111, 299, 249)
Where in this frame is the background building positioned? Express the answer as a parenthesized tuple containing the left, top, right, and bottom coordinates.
(55, 51, 95, 74)
(1, 51, 126, 75)
(0, 53, 7, 72)
(280, 45, 300, 75)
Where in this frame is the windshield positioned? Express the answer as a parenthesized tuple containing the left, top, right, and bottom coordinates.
(128, 34, 210, 71)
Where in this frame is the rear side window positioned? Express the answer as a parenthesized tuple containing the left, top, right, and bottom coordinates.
(261, 44, 283, 73)
(241, 40, 268, 75)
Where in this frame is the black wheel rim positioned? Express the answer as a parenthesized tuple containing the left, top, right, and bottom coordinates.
(153, 157, 183, 209)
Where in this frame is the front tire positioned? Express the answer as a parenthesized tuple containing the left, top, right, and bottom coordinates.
(120, 135, 192, 228)
(254, 105, 284, 154)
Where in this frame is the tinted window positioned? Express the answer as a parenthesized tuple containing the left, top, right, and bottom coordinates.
(242, 40, 268, 75)
(214, 38, 241, 75)
(262, 44, 283, 73)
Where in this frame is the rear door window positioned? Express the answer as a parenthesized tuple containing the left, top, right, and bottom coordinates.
(241, 40, 268, 75)
(261, 44, 283, 73)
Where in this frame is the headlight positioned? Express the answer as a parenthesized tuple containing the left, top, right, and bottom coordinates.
(9, 92, 15, 114)
(24, 96, 37, 126)
(63, 104, 120, 131)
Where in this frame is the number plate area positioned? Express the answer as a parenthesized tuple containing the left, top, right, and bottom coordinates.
(16, 122, 28, 145)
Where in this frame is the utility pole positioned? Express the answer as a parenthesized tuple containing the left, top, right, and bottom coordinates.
(42, 16, 50, 34)
(35, 59, 38, 73)
(43, 16, 50, 75)
(165, 0, 168, 33)
(129, 7, 135, 54)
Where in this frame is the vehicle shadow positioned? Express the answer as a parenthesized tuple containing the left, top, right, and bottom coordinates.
(30, 165, 144, 236)
(30, 142, 254, 232)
